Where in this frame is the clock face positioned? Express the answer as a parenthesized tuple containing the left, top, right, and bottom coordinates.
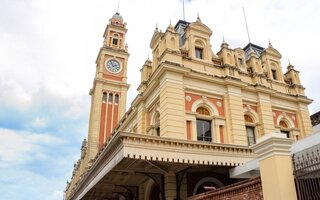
(106, 59, 121, 73)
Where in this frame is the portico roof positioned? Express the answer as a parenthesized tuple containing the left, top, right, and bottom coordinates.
(68, 132, 256, 200)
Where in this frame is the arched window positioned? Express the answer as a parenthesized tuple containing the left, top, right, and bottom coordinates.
(244, 114, 256, 146)
(196, 107, 211, 142)
(196, 107, 210, 115)
(102, 92, 107, 102)
(279, 120, 290, 138)
(108, 93, 113, 103)
(114, 94, 119, 104)
(112, 33, 119, 46)
(195, 39, 205, 59)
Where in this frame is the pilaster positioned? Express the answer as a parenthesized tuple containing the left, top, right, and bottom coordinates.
(251, 132, 297, 200)
(87, 83, 103, 160)
(257, 92, 274, 135)
(137, 102, 146, 134)
(225, 85, 246, 145)
(159, 70, 185, 139)
(164, 172, 176, 200)
(297, 102, 312, 138)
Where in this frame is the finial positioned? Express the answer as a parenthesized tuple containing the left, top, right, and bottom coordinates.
(155, 23, 158, 32)
(287, 59, 294, 69)
(268, 38, 273, 48)
(221, 36, 229, 48)
(196, 13, 201, 22)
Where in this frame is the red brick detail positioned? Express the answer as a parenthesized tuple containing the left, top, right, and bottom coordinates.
(242, 104, 258, 112)
(113, 104, 119, 131)
(219, 125, 224, 143)
(188, 177, 263, 200)
(272, 109, 298, 128)
(185, 93, 224, 117)
(186, 121, 192, 140)
(103, 73, 122, 81)
(106, 103, 113, 141)
(109, 31, 124, 38)
(98, 102, 107, 150)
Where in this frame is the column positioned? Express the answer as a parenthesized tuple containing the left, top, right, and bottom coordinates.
(164, 173, 176, 200)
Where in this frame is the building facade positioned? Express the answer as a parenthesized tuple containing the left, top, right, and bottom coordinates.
(65, 13, 313, 200)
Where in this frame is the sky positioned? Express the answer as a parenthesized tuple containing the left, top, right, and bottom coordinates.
(0, 0, 319, 199)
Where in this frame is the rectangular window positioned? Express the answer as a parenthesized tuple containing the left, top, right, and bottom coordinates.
(246, 126, 256, 146)
(195, 47, 203, 59)
(197, 119, 212, 142)
(271, 69, 277, 80)
(156, 127, 160, 136)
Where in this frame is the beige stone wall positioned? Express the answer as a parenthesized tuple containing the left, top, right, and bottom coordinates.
(159, 70, 186, 139)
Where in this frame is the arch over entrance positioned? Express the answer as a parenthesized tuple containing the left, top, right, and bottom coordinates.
(193, 177, 224, 195)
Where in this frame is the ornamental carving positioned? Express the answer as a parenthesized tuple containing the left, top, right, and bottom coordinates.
(216, 101, 222, 108)
(244, 114, 254, 123)
(185, 95, 192, 102)
(202, 95, 208, 102)
(196, 107, 210, 116)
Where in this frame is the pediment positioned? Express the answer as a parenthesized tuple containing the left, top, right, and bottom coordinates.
(264, 46, 282, 59)
(189, 22, 212, 35)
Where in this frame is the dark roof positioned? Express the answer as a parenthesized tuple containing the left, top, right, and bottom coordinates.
(311, 111, 320, 127)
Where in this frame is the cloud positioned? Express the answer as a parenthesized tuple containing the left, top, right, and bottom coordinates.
(0, 128, 64, 167)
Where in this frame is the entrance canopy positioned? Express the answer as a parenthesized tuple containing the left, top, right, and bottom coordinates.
(68, 132, 256, 200)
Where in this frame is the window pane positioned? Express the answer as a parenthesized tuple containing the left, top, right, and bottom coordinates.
(113, 38, 118, 45)
(114, 94, 119, 103)
(281, 131, 290, 138)
(108, 93, 113, 102)
(197, 119, 212, 142)
(195, 47, 203, 59)
(272, 69, 277, 80)
(246, 126, 255, 146)
(102, 93, 107, 102)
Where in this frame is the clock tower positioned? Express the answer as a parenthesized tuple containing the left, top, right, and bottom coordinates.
(87, 12, 130, 160)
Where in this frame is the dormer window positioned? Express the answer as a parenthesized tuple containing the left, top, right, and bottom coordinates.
(195, 47, 203, 59)
(272, 69, 277, 80)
